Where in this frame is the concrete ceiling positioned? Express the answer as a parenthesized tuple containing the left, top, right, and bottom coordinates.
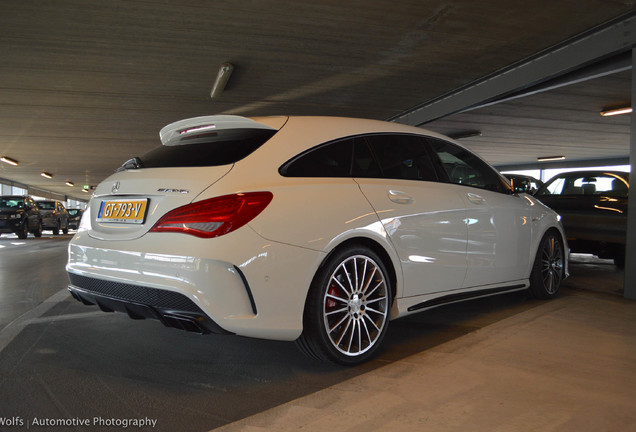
(0, 0, 634, 201)
(426, 69, 632, 166)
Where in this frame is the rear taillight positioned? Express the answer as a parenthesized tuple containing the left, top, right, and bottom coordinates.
(150, 192, 273, 238)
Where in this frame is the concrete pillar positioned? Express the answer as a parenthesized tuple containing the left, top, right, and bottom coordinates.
(624, 48, 636, 300)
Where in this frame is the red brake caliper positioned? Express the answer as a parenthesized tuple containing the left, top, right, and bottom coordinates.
(326, 284, 338, 309)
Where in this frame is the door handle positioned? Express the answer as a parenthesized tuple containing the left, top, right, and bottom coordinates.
(467, 193, 486, 205)
(388, 190, 414, 204)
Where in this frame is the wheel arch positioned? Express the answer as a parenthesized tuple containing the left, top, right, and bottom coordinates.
(530, 225, 569, 288)
(312, 236, 398, 306)
(540, 226, 569, 280)
(297, 235, 396, 364)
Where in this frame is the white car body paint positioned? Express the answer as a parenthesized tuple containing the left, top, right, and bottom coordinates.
(67, 116, 568, 342)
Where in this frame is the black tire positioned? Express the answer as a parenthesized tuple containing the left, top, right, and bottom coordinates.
(62, 223, 69, 235)
(296, 246, 391, 365)
(17, 222, 28, 239)
(53, 220, 60, 235)
(33, 221, 43, 238)
(613, 250, 625, 269)
(528, 230, 565, 299)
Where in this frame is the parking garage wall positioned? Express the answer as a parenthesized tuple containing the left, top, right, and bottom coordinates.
(0, 178, 27, 196)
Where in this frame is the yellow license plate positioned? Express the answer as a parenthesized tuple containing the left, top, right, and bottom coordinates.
(97, 199, 148, 224)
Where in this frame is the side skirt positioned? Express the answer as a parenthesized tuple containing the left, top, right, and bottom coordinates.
(405, 284, 528, 313)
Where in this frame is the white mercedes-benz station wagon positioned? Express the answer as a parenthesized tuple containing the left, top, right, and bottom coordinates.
(67, 115, 568, 365)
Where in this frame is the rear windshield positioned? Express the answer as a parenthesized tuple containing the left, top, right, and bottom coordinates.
(138, 128, 276, 169)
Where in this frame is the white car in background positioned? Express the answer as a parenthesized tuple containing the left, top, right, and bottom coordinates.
(67, 115, 568, 365)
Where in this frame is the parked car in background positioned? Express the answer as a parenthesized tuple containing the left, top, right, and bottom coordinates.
(534, 170, 629, 267)
(504, 174, 543, 195)
(36, 200, 70, 234)
(67, 115, 568, 365)
(67, 208, 84, 230)
(0, 195, 43, 239)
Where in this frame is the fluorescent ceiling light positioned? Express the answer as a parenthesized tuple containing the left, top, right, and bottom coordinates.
(210, 62, 234, 99)
(41, 172, 53, 179)
(537, 155, 566, 162)
(65, 181, 74, 187)
(600, 106, 632, 116)
(1, 156, 18, 166)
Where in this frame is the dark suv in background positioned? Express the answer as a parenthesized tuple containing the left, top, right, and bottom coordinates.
(0, 195, 43, 239)
(36, 200, 70, 235)
(534, 170, 629, 267)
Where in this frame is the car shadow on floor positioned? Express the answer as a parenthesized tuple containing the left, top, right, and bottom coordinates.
(0, 288, 547, 432)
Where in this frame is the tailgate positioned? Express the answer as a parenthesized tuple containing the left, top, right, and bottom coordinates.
(87, 165, 231, 241)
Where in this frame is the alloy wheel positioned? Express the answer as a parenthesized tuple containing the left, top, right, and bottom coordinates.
(322, 255, 389, 357)
(541, 235, 563, 295)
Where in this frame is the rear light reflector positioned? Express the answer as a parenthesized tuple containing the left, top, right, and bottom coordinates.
(150, 192, 273, 238)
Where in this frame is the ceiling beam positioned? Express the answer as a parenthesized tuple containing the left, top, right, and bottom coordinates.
(390, 12, 636, 126)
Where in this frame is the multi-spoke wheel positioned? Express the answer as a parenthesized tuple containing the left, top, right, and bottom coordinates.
(529, 230, 564, 299)
(297, 246, 391, 365)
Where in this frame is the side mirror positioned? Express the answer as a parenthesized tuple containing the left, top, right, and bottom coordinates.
(508, 178, 519, 195)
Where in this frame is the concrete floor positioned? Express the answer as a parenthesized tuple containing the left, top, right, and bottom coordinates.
(1, 236, 634, 432)
(212, 255, 636, 432)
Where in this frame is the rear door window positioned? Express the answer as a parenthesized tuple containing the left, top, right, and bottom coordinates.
(280, 133, 439, 182)
(280, 138, 354, 177)
(364, 134, 438, 182)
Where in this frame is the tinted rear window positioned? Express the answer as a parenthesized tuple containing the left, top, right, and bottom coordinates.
(37, 202, 55, 210)
(280, 138, 354, 177)
(279, 133, 439, 182)
(139, 129, 276, 168)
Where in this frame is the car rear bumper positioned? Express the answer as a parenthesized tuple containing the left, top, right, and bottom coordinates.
(66, 228, 323, 341)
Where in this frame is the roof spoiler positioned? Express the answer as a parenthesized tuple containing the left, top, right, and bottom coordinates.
(159, 115, 277, 146)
